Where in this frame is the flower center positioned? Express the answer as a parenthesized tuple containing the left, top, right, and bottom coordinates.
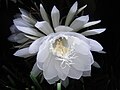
(51, 37, 76, 69)
(53, 38, 69, 57)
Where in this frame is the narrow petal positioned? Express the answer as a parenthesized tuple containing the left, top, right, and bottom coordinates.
(43, 55, 57, 80)
(68, 67, 83, 79)
(24, 35, 38, 40)
(14, 33, 29, 43)
(51, 6, 60, 28)
(31, 63, 42, 77)
(19, 8, 29, 16)
(35, 21, 53, 35)
(92, 61, 101, 68)
(77, 5, 87, 14)
(8, 33, 28, 43)
(13, 18, 33, 27)
(10, 25, 19, 33)
(65, 1, 78, 26)
(29, 37, 45, 54)
(81, 28, 106, 36)
(14, 47, 33, 58)
(21, 15, 36, 25)
(88, 38, 103, 52)
(40, 4, 50, 23)
(55, 26, 73, 32)
(19, 8, 36, 25)
(82, 70, 91, 77)
(83, 20, 101, 28)
(15, 26, 44, 37)
(98, 51, 106, 54)
(70, 15, 89, 31)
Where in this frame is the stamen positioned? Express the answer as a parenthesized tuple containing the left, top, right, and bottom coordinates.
(52, 37, 77, 69)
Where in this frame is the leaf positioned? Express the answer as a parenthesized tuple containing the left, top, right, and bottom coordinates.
(2, 65, 18, 80)
(10, 0, 17, 3)
(7, 75, 16, 87)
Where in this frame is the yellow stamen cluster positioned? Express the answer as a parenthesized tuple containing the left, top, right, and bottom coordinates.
(53, 38, 69, 57)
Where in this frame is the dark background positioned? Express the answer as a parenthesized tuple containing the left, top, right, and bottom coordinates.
(0, 0, 120, 90)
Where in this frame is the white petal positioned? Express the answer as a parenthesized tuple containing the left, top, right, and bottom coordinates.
(35, 21, 53, 35)
(70, 15, 89, 31)
(83, 20, 101, 28)
(64, 32, 89, 43)
(37, 62, 44, 70)
(65, 1, 78, 26)
(15, 26, 43, 37)
(40, 4, 50, 23)
(88, 38, 103, 52)
(55, 61, 69, 80)
(77, 5, 87, 14)
(13, 18, 33, 27)
(29, 37, 45, 54)
(14, 47, 33, 58)
(92, 61, 101, 68)
(37, 40, 50, 63)
(81, 28, 106, 36)
(47, 76, 59, 84)
(74, 43, 90, 55)
(82, 70, 91, 77)
(43, 55, 57, 80)
(72, 53, 93, 71)
(70, 36, 90, 55)
(55, 26, 73, 32)
(36, 39, 50, 70)
(68, 67, 83, 79)
(31, 63, 42, 77)
(51, 6, 60, 28)
(24, 35, 38, 40)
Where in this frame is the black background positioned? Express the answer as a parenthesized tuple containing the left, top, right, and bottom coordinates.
(0, 0, 120, 90)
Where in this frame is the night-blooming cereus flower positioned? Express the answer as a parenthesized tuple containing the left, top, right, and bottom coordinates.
(9, 1, 106, 85)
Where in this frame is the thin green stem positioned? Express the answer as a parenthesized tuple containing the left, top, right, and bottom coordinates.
(30, 74, 42, 90)
(57, 82, 61, 90)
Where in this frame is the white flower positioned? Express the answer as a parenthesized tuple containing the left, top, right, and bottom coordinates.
(10, 1, 106, 84)
(30, 32, 102, 82)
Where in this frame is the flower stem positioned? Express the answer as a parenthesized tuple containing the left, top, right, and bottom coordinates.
(30, 74, 42, 90)
(57, 82, 61, 90)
